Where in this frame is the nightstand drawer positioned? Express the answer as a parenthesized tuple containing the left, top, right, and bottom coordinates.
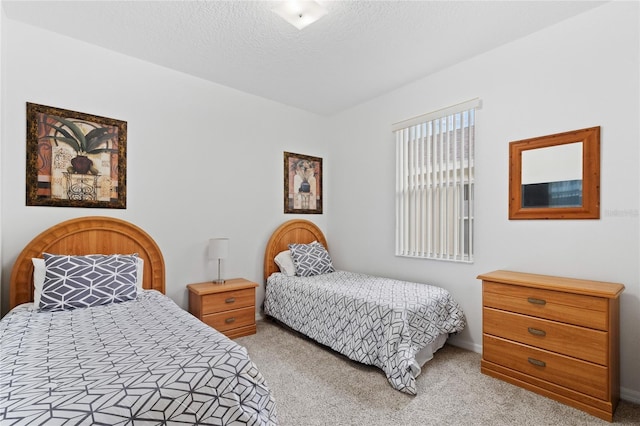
(483, 307, 607, 365)
(203, 306, 256, 333)
(483, 282, 608, 330)
(483, 334, 608, 401)
(201, 288, 255, 314)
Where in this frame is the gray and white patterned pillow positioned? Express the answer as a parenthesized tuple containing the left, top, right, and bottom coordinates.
(40, 253, 138, 311)
(288, 242, 335, 277)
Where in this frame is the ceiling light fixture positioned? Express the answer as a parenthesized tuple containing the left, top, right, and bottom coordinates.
(272, 1, 328, 30)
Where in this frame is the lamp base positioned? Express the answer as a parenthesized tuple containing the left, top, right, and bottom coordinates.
(214, 258, 225, 284)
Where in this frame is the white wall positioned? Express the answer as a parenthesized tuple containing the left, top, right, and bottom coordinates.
(0, 18, 329, 312)
(327, 2, 640, 401)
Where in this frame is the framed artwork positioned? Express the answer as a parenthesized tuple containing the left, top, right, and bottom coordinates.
(284, 151, 322, 214)
(26, 103, 127, 208)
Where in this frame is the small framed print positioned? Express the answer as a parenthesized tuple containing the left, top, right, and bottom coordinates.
(284, 152, 322, 214)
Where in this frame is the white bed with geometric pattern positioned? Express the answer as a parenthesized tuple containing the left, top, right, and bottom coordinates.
(2, 216, 278, 425)
(1, 290, 277, 425)
(262, 220, 466, 396)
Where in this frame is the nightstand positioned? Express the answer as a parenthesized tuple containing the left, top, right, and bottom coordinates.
(187, 278, 258, 339)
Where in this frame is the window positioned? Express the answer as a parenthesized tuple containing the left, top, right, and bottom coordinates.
(392, 98, 480, 262)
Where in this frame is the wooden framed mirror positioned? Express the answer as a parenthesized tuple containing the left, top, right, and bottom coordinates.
(509, 126, 600, 219)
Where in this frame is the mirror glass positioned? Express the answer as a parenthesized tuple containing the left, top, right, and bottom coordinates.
(521, 142, 583, 208)
(509, 126, 600, 220)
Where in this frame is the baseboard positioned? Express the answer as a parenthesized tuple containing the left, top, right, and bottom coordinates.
(621, 387, 640, 404)
(447, 336, 481, 354)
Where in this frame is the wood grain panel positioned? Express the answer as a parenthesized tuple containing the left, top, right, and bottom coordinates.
(203, 307, 256, 333)
(483, 281, 608, 329)
(483, 307, 607, 365)
(483, 335, 608, 400)
(202, 288, 255, 314)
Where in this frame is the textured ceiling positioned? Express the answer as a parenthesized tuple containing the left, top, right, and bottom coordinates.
(2, 1, 606, 115)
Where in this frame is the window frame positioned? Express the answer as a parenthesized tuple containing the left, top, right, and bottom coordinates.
(392, 98, 480, 262)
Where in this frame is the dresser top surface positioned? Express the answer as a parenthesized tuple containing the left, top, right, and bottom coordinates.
(477, 270, 624, 298)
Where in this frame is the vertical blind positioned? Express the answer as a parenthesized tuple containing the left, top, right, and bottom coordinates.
(392, 98, 480, 262)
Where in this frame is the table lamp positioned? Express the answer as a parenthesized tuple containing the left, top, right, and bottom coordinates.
(208, 238, 229, 284)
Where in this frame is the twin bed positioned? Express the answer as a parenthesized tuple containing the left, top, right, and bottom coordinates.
(1, 217, 277, 425)
(1, 216, 465, 424)
(262, 219, 466, 395)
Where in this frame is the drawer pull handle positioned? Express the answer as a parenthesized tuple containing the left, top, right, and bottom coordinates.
(225, 317, 236, 324)
(527, 297, 546, 305)
(528, 357, 546, 368)
(527, 327, 546, 337)
(225, 297, 236, 304)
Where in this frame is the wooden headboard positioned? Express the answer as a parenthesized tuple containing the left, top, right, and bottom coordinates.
(9, 216, 166, 309)
(263, 219, 328, 283)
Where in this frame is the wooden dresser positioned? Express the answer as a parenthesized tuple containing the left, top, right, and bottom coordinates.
(187, 278, 258, 339)
(478, 270, 624, 422)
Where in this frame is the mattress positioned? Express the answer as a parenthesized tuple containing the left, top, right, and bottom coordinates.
(264, 270, 466, 395)
(0, 290, 277, 425)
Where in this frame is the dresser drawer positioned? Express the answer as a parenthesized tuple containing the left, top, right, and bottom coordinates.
(483, 307, 607, 365)
(203, 306, 255, 332)
(201, 288, 255, 315)
(483, 282, 608, 330)
(483, 334, 608, 401)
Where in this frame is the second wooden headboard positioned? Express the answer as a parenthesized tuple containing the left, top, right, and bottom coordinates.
(263, 219, 328, 283)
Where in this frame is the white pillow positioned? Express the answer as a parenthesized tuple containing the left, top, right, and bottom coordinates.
(32, 256, 144, 307)
(32, 258, 46, 308)
(135, 257, 144, 292)
(274, 250, 296, 276)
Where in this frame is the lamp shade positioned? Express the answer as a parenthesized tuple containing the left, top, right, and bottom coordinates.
(208, 238, 229, 260)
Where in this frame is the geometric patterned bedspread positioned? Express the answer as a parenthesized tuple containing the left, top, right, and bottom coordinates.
(264, 271, 466, 395)
(0, 290, 278, 425)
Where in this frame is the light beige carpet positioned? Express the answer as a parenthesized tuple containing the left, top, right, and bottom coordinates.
(236, 320, 640, 426)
